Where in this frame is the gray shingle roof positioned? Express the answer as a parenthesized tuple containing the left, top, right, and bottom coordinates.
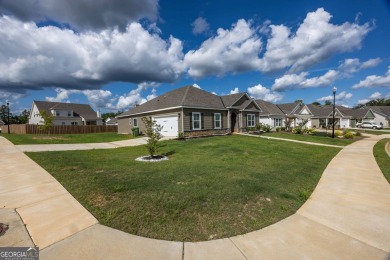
(277, 101, 302, 114)
(370, 106, 390, 118)
(34, 101, 100, 120)
(118, 86, 226, 117)
(255, 100, 284, 116)
(338, 107, 369, 118)
(220, 93, 247, 107)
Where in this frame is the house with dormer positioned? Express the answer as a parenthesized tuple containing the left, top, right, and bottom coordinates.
(28, 101, 103, 126)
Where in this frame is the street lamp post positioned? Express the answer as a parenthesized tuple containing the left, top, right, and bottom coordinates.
(6, 100, 10, 134)
(332, 87, 337, 139)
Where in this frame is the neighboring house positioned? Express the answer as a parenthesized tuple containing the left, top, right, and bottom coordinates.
(307, 105, 352, 129)
(117, 86, 262, 137)
(105, 117, 118, 125)
(28, 101, 103, 126)
(256, 100, 285, 128)
(369, 106, 390, 127)
(256, 100, 313, 129)
(338, 107, 374, 128)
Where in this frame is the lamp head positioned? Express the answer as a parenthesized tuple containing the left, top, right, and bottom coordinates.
(6, 99, 9, 106)
(332, 86, 337, 94)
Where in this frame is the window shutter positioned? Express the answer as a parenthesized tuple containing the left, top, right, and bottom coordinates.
(201, 113, 204, 129)
(212, 113, 215, 129)
(189, 112, 192, 130)
(221, 113, 223, 128)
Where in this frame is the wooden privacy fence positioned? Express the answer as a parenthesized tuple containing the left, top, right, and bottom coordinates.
(2, 124, 118, 134)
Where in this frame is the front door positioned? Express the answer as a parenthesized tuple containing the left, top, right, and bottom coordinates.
(231, 112, 237, 132)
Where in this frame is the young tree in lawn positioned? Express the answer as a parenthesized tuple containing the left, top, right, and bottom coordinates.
(141, 117, 163, 158)
(39, 111, 54, 134)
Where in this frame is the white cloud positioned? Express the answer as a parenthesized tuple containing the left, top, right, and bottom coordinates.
(352, 67, 390, 89)
(184, 19, 262, 78)
(0, 16, 185, 92)
(317, 91, 353, 102)
(357, 92, 383, 104)
(192, 83, 201, 89)
(339, 57, 381, 76)
(0, 0, 159, 31)
(0, 91, 25, 103)
(116, 83, 157, 110)
(230, 88, 240, 94)
(259, 8, 371, 73)
(272, 70, 339, 91)
(45, 88, 117, 110)
(247, 84, 283, 102)
(192, 17, 210, 35)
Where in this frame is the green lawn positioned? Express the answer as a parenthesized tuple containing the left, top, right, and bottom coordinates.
(0, 132, 132, 145)
(374, 138, 390, 183)
(262, 131, 359, 146)
(26, 135, 340, 241)
(356, 129, 390, 135)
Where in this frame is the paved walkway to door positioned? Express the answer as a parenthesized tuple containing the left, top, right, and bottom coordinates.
(0, 134, 389, 259)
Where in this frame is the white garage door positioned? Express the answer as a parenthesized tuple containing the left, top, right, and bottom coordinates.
(153, 115, 178, 137)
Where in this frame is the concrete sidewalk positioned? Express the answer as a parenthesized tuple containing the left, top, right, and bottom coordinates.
(15, 137, 150, 152)
(1, 134, 390, 259)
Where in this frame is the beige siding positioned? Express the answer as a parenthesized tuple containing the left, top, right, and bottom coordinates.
(311, 119, 320, 128)
(183, 108, 228, 131)
(117, 109, 182, 134)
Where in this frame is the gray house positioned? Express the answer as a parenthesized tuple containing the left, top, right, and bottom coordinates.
(117, 86, 262, 137)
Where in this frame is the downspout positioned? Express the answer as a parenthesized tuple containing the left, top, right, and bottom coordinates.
(181, 108, 184, 134)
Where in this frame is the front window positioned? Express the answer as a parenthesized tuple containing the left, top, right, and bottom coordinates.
(71, 122, 78, 125)
(214, 113, 221, 129)
(68, 111, 72, 117)
(247, 114, 255, 127)
(274, 118, 282, 127)
(192, 112, 201, 130)
(55, 111, 60, 116)
(133, 118, 138, 127)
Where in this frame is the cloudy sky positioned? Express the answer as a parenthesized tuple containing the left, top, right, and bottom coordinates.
(0, 0, 389, 113)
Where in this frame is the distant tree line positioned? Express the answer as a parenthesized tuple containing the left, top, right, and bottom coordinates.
(0, 105, 30, 124)
(354, 98, 390, 108)
(311, 98, 390, 108)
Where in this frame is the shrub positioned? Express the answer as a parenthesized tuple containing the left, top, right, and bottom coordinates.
(141, 117, 163, 157)
(335, 130, 343, 137)
(281, 127, 286, 131)
(276, 127, 280, 132)
(178, 132, 185, 139)
(261, 123, 272, 133)
(304, 128, 317, 135)
(355, 131, 362, 136)
(292, 127, 303, 134)
(344, 132, 354, 139)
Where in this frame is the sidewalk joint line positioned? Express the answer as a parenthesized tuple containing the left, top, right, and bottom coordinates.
(229, 238, 249, 260)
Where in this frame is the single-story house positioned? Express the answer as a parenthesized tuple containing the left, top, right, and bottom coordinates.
(28, 101, 103, 126)
(337, 107, 374, 128)
(306, 104, 352, 129)
(369, 106, 390, 127)
(117, 86, 262, 137)
(0, 119, 4, 126)
(256, 100, 314, 129)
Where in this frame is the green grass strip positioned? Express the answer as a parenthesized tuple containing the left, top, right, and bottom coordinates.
(373, 138, 390, 183)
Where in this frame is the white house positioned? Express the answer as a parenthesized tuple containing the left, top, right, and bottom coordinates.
(28, 101, 103, 126)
